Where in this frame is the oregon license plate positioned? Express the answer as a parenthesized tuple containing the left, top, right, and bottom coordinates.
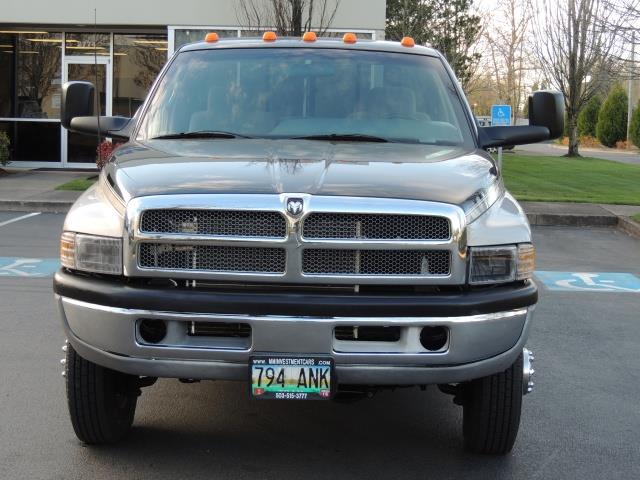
(250, 356, 333, 400)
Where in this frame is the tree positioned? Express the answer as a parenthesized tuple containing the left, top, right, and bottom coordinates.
(577, 95, 602, 137)
(237, 0, 340, 36)
(531, 0, 631, 156)
(386, 0, 433, 45)
(629, 100, 640, 147)
(484, 0, 532, 119)
(386, 0, 483, 92)
(17, 40, 61, 117)
(596, 86, 628, 147)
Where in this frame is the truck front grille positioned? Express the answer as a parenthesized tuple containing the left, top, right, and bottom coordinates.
(138, 243, 286, 274)
(140, 209, 287, 238)
(303, 213, 450, 240)
(302, 249, 450, 276)
(127, 195, 464, 285)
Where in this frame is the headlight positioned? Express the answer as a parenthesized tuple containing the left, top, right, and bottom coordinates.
(60, 232, 123, 275)
(469, 244, 535, 285)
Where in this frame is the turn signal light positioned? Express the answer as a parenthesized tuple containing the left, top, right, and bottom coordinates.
(401, 36, 415, 47)
(263, 31, 277, 42)
(302, 31, 317, 42)
(205, 32, 219, 43)
(342, 32, 357, 44)
(60, 232, 76, 269)
(517, 244, 536, 280)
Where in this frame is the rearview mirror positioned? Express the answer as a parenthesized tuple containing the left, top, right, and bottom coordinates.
(61, 81, 94, 130)
(61, 81, 132, 141)
(478, 90, 565, 149)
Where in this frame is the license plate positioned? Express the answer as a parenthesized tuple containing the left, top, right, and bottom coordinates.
(250, 356, 333, 400)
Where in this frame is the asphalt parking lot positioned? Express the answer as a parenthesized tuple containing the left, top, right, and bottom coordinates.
(0, 212, 639, 479)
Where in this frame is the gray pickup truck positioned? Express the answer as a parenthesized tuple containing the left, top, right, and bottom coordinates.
(55, 32, 563, 454)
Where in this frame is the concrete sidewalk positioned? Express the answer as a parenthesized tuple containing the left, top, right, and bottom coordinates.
(0, 168, 91, 213)
(1, 168, 639, 236)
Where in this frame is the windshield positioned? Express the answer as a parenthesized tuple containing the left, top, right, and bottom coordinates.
(138, 47, 475, 147)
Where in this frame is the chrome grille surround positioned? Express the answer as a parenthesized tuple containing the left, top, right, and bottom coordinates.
(124, 194, 467, 285)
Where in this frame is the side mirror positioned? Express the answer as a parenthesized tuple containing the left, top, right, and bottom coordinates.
(478, 90, 565, 149)
(61, 81, 132, 141)
(61, 81, 95, 130)
(528, 90, 565, 139)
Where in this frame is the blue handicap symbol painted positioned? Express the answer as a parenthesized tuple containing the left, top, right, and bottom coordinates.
(0, 257, 60, 277)
(535, 271, 640, 293)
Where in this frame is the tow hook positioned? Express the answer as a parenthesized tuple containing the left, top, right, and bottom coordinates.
(523, 348, 535, 394)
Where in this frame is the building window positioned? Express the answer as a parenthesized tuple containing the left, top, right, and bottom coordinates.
(113, 34, 168, 117)
(0, 31, 62, 119)
(64, 32, 110, 57)
(0, 120, 61, 162)
(174, 29, 238, 50)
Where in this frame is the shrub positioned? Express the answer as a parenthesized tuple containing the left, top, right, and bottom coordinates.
(0, 131, 10, 167)
(596, 86, 628, 147)
(577, 96, 601, 137)
(96, 140, 121, 170)
(629, 101, 640, 148)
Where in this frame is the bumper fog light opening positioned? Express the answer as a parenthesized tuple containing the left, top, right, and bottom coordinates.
(139, 319, 168, 344)
(419, 326, 448, 351)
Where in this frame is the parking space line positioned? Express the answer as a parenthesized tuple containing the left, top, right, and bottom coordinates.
(0, 212, 41, 227)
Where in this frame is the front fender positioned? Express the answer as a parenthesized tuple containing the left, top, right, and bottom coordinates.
(466, 192, 531, 246)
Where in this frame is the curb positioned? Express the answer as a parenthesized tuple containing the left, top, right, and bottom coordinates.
(0, 200, 74, 213)
(618, 217, 640, 239)
(526, 213, 618, 228)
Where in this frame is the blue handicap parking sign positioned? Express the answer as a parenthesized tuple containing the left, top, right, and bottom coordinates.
(535, 271, 640, 293)
(0, 257, 60, 277)
(491, 105, 512, 127)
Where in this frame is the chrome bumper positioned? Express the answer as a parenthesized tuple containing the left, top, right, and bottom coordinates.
(57, 295, 533, 385)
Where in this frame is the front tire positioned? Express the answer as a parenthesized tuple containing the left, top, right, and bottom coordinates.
(462, 353, 523, 454)
(65, 344, 138, 444)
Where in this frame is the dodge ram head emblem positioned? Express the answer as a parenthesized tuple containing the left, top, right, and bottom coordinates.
(286, 198, 304, 216)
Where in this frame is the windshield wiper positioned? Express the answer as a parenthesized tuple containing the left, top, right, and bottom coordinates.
(150, 130, 251, 140)
(291, 133, 391, 143)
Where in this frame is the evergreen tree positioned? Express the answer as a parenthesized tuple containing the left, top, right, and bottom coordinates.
(596, 86, 628, 147)
(577, 95, 601, 137)
(629, 101, 640, 148)
(386, 0, 482, 90)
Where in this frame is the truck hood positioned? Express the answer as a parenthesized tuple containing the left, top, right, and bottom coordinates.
(105, 139, 498, 206)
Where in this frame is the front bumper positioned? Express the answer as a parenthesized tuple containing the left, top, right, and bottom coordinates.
(55, 270, 536, 385)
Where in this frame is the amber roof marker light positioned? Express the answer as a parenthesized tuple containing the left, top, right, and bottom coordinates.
(342, 32, 357, 44)
(205, 32, 219, 43)
(263, 31, 277, 42)
(401, 36, 415, 47)
(302, 32, 317, 42)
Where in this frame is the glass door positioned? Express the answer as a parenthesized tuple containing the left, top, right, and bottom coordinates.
(62, 57, 111, 166)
